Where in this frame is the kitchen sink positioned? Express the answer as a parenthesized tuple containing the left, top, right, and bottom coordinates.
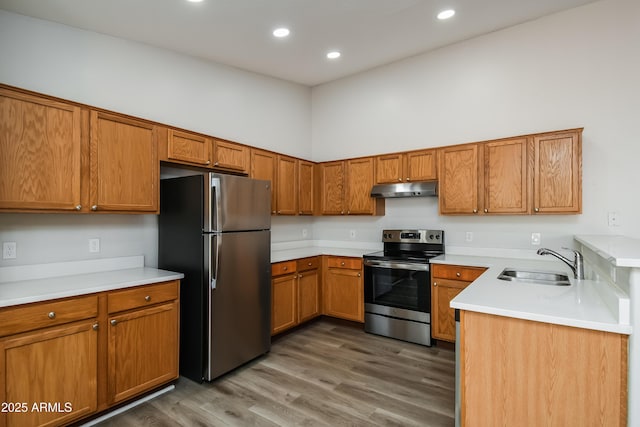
(497, 268, 571, 286)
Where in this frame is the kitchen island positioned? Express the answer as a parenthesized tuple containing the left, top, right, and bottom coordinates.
(440, 244, 632, 426)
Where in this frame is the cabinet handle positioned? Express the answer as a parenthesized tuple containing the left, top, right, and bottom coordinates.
(434, 282, 437, 286)
(75, 204, 82, 211)
(110, 319, 117, 326)
(144, 295, 151, 302)
(48, 311, 56, 319)
(534, 207, 540, 212)
(91, 205, 98, 211)
(484, 209, 488, 213)
(92, 323, 99, 331)
(456, 272, 461, 277)
(472, 209, 478, 213)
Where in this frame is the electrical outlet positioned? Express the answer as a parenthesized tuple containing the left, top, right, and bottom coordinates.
(302, 228, 308, 238)
(2, 242, 17, 259)
(608, 212, 620, 227)
(89, 238, 100, 253)
(349, 229, 356, 239)
(531, 233, 541, 246)
(465, 232, 473, 242)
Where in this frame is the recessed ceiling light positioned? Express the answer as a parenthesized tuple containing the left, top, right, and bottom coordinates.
(437, 9, 455, 20)
(186, 0, 204, 3)
(326, 51, 341, 59)
(273, 28, 290, 38)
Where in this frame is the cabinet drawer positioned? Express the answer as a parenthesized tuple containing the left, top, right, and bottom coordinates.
(0, 295, 98, 337)
(108, 280, 179, 314)
(297, 257, 320, 272)
(432, 264, 486, 282)
(327, 256, 362, 270)
(272, 261, 296, 277)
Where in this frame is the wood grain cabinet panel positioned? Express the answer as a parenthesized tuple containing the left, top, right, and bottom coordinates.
(375, 149, 436, 184)
(0, 88, 82, 212)
(271, 273, 298, 335)
(320, 161, 345, 215)
(345, 157, 376, 215)
(375, 154, 404, 183)
(107, 301, 179, 405)
(461, 311, 627, 426)
(438, 144, 480, 215)
(90, 111, 159, 213)
(276, 155, 298, 215)
(483, 137, 529, 214)
(297, 160, 315, 215)
(533, 130, 582, 214)
(298, 266, 320, 324)
(250, 149, 277, 214)
(212, 139, 249, 173)
(166, 129, 212, 166)
(323, 256, 363, 323)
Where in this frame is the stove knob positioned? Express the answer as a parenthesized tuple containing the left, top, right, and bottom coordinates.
(436, 234, 440, 239)
(429, 234, 434, 240)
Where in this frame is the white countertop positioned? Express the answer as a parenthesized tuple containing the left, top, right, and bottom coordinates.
(575, 235, 640, 268)
(435, 254, 631, 335)
(271, 240, 381, 263)
(0, 257, 183, 308)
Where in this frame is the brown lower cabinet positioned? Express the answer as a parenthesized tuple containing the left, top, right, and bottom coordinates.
(431, 264, 486, 342)
(461, 310, 628, 426)
(323, 256, 364, 323)
(271, 257, 321, 335)
(0, 280, 179, 427)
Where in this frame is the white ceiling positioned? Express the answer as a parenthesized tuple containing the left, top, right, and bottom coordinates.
(0, 0, 598, 86)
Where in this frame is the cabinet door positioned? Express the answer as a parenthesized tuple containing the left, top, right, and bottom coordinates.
(251, 149, 277, 214)
(276, 155, 298, 215)
(406, 149, 437, 181)
(298, 160, 315, 215)
(431, 278, 467, 342)
(0, 321, 98, 427)
(483, 137, 530, 214)
(375, 154, 404, 184)
(320, 161, 345, 215)
(271, 273, 297, 335)
(107, 301, 178, 405)
(438, 144, 480, 215)
(0, 88, 82, 211)
(298, 269, 320, 323)
(533, 130, 582, 214)
(90, 111, 158, 213)
(212, 139, 249, 173)
(345, 157, 376, 215)
(324, 267, 363, 322)
(166, 129, 212, 166)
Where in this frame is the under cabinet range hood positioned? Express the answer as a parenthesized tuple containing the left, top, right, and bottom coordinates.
(370, 181, 438, 198)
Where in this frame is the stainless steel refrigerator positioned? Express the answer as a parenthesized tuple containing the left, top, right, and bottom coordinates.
(158, 173, 271, 382)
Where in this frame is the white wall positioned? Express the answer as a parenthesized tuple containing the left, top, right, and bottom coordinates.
(0, 10, 310, 268)
(311, 0, 640, 247)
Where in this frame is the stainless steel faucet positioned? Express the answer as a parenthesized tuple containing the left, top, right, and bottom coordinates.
(536, 247, 584, 280)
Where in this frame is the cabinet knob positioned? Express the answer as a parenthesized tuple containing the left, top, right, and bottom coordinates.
(92, 323, 99, 331)
(341, 262, 345, 266)
(75, 204, 82, 211)
(406, 178, 411, 181)
(398, 178, 402, 182)
(48, 311, 56, 319)
(341, 211, 344, 215)
(272, 210, 276, 214)
(534, 207, 540, 212)
(91, 205, 98, 211)
(299, 211, 303, 214)
(283, 266, 288, 271)
(456, 272, 461, 277)
(110, 319, 117, 326)
(484, 209, 488, 213)
(214, 162, 219, 166)
(206, 160, 211, 165)
(298, 274, 303, 278)
(144, 295, 151, 302)
(357, 273, 361, 277)
(308, 262, 312, 266)
(277, 210, 281, 214)
(433, 282, 437, 287)
(472, 209, 478, 213)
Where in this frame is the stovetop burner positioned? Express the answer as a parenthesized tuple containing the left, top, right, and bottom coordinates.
(363, 229, 445, 262)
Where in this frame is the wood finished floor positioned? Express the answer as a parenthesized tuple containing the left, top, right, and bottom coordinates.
(96, 319, 455, 426)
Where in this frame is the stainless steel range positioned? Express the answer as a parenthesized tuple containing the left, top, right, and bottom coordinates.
(363, 229, 444, 346)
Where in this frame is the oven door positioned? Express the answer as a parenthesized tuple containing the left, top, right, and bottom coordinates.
(363, 259, 430, 313)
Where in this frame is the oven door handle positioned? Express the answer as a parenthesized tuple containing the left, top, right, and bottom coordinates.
(364, 259, 429, 271)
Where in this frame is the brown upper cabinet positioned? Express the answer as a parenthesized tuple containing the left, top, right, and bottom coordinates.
(276, 155, 298, 215)
(250, 148, 277, 214)
(375, 149, 436, 184)
(439, 129, 581, 215)
(319, 158, 384, 216)
(298, 160, 315, 215)
(163, 128, 212, 167)
(533, 130, 582, 214)
(90, 111, 159, 213)
(0, 88, 82, 212)
(212, 139, 250, 174)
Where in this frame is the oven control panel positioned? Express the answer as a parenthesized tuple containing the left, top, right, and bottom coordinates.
(382, 229, 443, 244)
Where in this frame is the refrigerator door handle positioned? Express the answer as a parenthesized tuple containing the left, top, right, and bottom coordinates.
(210, 234, 221, 289)
(210, 175, 222, 232)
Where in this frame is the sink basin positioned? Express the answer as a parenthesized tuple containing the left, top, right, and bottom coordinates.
(497, 268, 571, 286)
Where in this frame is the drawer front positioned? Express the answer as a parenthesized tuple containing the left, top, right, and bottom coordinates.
(327, 256, 362, 270)
(0, 295, 98, 337)
(272, 261, 296, 277)
(432, 264, 486, 282)
(108, 280, 179, 314)
(297, 257, 320, 272)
